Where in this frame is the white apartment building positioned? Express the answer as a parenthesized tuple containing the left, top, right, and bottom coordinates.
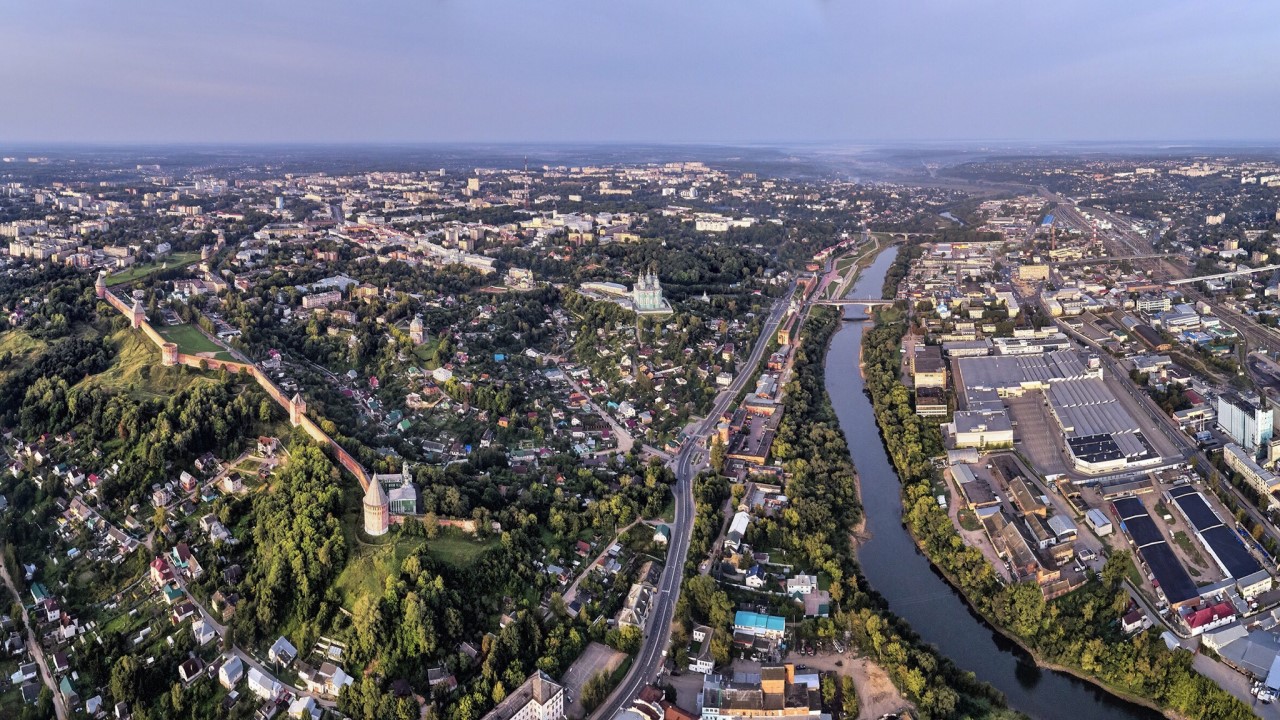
(480, 671, 564, 720)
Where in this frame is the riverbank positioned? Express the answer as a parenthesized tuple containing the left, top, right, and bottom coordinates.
(824, 243, 1186, 720)
(857, 311, 1253, 720)
(776, 306, 1020, 719)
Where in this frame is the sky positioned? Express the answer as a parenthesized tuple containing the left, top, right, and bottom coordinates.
(1, 0, 1278, 145)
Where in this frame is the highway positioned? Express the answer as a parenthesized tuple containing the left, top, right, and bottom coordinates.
(592, 285, 796, 720)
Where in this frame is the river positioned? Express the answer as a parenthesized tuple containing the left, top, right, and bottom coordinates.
(823, 246, 1160, 720)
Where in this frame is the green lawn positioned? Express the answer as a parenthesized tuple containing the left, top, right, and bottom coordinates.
(81, 329, 217, 398)
(0, 329, 48, 384)
(106, 251, 200, 285)
(1124, 555, 1144, 589)
(157, 324, 234, 360)
(335, 529, 497, 609)
(0, 328, 46, 357)
(426, 531, 499, 567)
(1172, 530, 1208, 568)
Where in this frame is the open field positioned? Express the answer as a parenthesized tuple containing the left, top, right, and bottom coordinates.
(335, 529, 498, 609)
(80, 329, 218, 398)
(157, 324, 234, 360)
(106, 251, 200, 285)
(0, 329, 48, 383)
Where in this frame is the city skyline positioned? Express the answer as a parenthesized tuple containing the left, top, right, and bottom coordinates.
(2, 0, 1279, 145)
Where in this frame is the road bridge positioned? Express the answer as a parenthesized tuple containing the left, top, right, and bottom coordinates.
(812, 298, 896, 307)
(1167, 264, 1280, 285)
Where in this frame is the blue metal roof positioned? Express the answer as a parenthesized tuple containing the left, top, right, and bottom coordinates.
(1042, 215, 1055, 226)
(734, 610, 785, 632)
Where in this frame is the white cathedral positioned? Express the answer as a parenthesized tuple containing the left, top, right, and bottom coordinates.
(631, 271, 672, 315)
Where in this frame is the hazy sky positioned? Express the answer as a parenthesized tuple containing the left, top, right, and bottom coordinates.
(2, 1, 1277, 144)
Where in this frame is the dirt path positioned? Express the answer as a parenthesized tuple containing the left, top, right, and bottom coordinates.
(847, 657, 912, 720)
(732, 653, 913, 720)
(562, 521, 639, 605)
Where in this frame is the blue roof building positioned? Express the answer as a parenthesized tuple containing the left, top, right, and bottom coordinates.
(733, 610, 785, 638)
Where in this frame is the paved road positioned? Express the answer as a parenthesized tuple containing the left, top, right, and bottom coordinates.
(1193, 653, 1280, 719)
(231, 647, 337, 708)
(557, 369, 637, 455)
(592, 285, 795, 719)
(167, 562, 335, 708)
(0, 557, 69, 720)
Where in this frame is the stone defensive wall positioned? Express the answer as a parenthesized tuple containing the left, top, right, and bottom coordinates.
(100, 286, 372, 490)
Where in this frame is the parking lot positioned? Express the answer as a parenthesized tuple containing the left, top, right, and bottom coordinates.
(559, 641, 626, 719)
(1005, 395, 1070, 477)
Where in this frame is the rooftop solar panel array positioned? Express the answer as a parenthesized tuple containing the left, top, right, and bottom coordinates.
(1142, 544, 1200, 605)
(1200, 525, 1262, 579)
(1167, 486, 1263, 579)
(1112, 497, 1147, 520)
(1068, 435, 1123, 465)
(1168, 488, 1222, 532)
(1125, 513, 1165, 548)
(1110, 498, 1199, 605)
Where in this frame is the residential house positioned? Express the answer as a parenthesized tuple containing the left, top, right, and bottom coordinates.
(193, 619, 217, 646)
(269, 636, 298, 666)
(179, 657, 205, 683)
(219, 655, 245, 690)
(247, 667, 281, 701)
(149, 556, 174, 587)
(171, 601, 197, 625)
(689, 625, 715, 674)
(288, 696, 319, 719)
(171, 543, 203, 579)
(786, 575, 817, 596)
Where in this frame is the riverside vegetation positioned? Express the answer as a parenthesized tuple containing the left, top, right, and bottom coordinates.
(861, 300, 1255, 720)
(685, 306, 1022, 719)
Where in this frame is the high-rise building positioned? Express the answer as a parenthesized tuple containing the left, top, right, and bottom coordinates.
(1217, 392, 1273, 453)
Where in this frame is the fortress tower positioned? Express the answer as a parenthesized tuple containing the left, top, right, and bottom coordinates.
(363, 480, 390, 536)
(129, 298, 146, 329)
(94, 271, 107, 300)
(161, 343, 178, 366)
(289, 393, 307, 427)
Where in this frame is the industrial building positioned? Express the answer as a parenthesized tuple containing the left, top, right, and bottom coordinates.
(1111, 497, 1199, 609)
(1085, 508, 1113, 536)
(1217, 392, 1273, 453)
(952, 350, 1158, 472)
(910, 345, 947, 388)
(948, 411, 1014, 449)
(1167, 486, 1272, 599)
